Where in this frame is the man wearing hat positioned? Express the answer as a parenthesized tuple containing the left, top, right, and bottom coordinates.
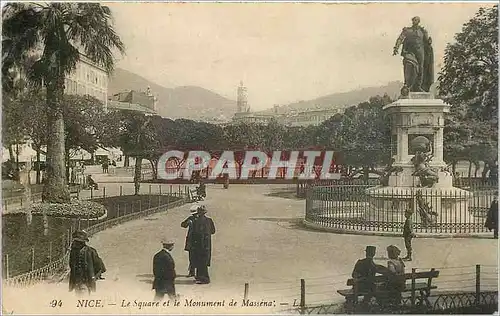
(69, 230, 98, 294)
(352, 246, 385, 303)
(191, 205, 216, 284)
(181, 204, 200, 277)
(152, 239, 177, 300)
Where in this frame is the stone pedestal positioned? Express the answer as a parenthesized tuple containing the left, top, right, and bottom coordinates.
(385, 93, 449, 168)
(364, 93, 475, 228)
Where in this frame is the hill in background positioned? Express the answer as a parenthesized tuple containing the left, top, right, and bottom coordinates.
(108, 68, 403, 119)
(108, 68, 236, 120)
(259, 81, 402, 114)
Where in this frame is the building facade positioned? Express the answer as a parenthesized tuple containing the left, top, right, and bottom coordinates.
(64, 54, 108, 108)
(229, 81, 343, 127)
(107, 88, 157, 115)
(286, 108, 342, 127)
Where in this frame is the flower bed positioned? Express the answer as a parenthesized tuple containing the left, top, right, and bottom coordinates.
(9, 201, 106, 218)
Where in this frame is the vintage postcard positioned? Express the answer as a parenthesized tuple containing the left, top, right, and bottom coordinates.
(1, 1, 498, 315)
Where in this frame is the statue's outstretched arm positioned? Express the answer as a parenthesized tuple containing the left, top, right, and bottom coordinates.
(393, 28, 406, 55)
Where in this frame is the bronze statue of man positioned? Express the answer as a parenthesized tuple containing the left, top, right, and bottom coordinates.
(393, 17, 434, 95)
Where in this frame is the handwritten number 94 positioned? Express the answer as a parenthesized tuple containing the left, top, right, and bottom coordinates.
(49, 300, 63, 308)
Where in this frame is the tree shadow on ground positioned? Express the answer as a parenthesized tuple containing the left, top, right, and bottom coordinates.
(137, 274, 197, 285)
(264, 190, 304, 200)
(249, 217, 341, 234)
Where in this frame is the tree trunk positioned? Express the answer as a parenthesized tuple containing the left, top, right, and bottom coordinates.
(42, 82, 70, 203)
(8, 145, 15, 162)
(474, 161, 479, 178)
(452, 162, 457, 176)
(14, 143, 20, 181)
(150, 159, 158, 180)
(468, 160, 472, 180)
(65, 147, 70, 184)
(363, 166, 369, 184)
(20, 162, 32, 225)
(134, 156, 142, 195)
(124, 155, 130, 167)
(35, 148, 41, 184)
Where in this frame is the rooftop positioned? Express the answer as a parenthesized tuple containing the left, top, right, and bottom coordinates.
(107, 100, 156, 114)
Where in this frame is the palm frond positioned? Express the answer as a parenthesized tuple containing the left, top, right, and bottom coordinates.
(66, 3, 125, 74)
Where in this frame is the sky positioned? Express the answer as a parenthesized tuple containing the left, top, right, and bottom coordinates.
(107, 2, 494, 110)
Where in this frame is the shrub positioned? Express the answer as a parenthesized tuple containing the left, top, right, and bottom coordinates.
(11, 201, 106, 218)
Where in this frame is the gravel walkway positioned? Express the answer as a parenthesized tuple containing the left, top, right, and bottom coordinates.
(3, 184, 497, 314)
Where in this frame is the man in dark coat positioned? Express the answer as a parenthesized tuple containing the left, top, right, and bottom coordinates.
(191, 206, 216, 284)
(181, 205, 199, 277)
(485, 194, 498, 239)
(352, 246, 385, 303)
(88, 246, 106, 279)
(153, 239, 177, 300)
(69, 230, 97, 295)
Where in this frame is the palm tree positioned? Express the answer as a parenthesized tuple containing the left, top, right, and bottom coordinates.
(2, 3, 125, 202)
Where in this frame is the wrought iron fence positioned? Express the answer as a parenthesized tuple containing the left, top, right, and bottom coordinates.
(305, 184, 497, 234)
(295, 291, 498, 314)
(281, 264, 498, 314)
(3, 187, 189, 287)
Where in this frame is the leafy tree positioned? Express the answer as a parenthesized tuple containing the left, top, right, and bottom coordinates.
(2, 94, 27, 173)
(222, 122, 264, 176)
(439, 5, 498, 178)
(23, 91, 48, 184)
(318, 95, 392, 181)
(63, 94, 106, 182)
(2, 3, 125, 202)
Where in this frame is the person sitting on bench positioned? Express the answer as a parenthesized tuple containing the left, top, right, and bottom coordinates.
(378, 245, 406, 307)
(352, 245, 386, 304)
(86, 175, 99, 190)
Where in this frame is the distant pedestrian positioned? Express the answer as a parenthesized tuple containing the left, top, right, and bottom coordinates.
(102, 161, 109, 173)
(192, 205, 216, 284)
(69, 230, 97, 295)
(402, 208, 416, 261)
(485, 194, 498, 239)
(152, 239, 177, 301)
(181, 205, 199, 277)
(197, 179, 206, 199)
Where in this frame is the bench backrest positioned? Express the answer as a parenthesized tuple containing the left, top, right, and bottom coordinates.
(347, 268, 439, 286)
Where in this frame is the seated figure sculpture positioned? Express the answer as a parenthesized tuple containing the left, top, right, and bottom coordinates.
(414, 190, 438, 226)
(410, 136, 439, 188)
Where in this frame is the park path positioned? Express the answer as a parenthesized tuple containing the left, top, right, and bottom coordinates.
(3, 184, 498, 314)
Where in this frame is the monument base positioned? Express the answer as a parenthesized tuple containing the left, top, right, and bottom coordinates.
(364, 186, 474, 225)
(388, 166, 453, 188)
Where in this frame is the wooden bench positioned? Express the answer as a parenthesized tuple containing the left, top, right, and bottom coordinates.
(68, 184, 82, 198)
(337, 268, 439, 311)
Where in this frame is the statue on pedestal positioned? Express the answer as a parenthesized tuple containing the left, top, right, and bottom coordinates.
(393, 16, 434, 97)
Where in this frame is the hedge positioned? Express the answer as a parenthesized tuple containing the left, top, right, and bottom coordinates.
(10, 200, 106, 218)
